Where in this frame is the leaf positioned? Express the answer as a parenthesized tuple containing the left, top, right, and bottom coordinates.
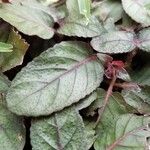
(145, 3, 150, 9)
(116, 68, 131, 82)
(57, 0, 104, 37)
(75, 91, 97, 111)
(0, 42, 13, 52)
(0, 103, 25, 150)
(31, 107, 90, 150)
(92, 0, 123, 22)
(93, 90, 149, 150)
(0, 22, 10, 41)
(94, 114, 150, 150)
(122, 0, 150, 27)
(91, 31, 136, 54)
(77, 0, 91, 22)
(38, 0, 59, 6)
(6, 41, 104, 116)
(131, 52, 150, 86)
(0, 73, 10, 93)
(131, 65, 150, 86)
(138, 27, 150, 52)
(0, 0, 56, 39)
(86, 88, 134, 117)
(0, 29, 29, 72)
(84, 120, 97, 149)
(122, 86, 150, 114)
(65, 0, 80, 20)
(58, 16, 104, 37)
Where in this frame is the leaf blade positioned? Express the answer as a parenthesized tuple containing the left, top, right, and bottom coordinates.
(0, 103, 25, 150)
(91, 31, 136, 53)
(138, 27, 150, 52)
(122, 0, 150, 27)
(0, 42, 13, 52)
(31, 107, 89, 150)
(0, 0, 56, 39)
(0, 28, 29, 72)
(6, 41, 104, 116)
(122, 86, 150, 114)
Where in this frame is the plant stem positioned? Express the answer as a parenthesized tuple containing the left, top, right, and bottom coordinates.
(95, 70, 117, 127)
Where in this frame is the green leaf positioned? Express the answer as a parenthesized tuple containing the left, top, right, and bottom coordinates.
(75, 91, 97, 111)
(131, 65, 150, 86)
(0, 73, 10, 93)
(57, 0, 104, 37)
(66, 0, 80, 20)
(92, 0, 123, 23)
(58, 16, 104, 37)
(130, 52, 150, 86)
(84, 120, 97, 149)
(77, 0, 91, 22)
(93, 89, 149, 150)
(86, 88, 134, 117)
(94, 114, 150, 150)
(6, 41, 104, 116)
(0, 0, 57, 39)
(145, 3, 150, 15)
(0, 29, 29, 72)
(122, 0, 150, 27)
(38, 0, 59, 6)
(0, 42, 13, 52)
(91, 31, 136, 53)
(122, 86, 150, 114)
(31, 107, 90, 150)
(145, 3, 150, 9)
(0, 103, 25, 150)
(138, 27, 150, 52)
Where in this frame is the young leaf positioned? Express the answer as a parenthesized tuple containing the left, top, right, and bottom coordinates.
(0, 103, 25, 150)
(0, 42, 13, 52)
(66, 0, 81, 19)
(91, 31, 136, 53)
(95, 114, 150, 150)
(122, 86, 150, 114)
(0, 29, 29, 72)
(138, 27, 150, 52)
(6, 41, 104, 116)
(122, 0, 150, 27)
(77, 0, 91, 22)
(31, 107, 90, 150)
(0, 0, 57, 39)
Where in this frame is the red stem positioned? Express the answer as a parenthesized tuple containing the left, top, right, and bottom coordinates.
(95, 70, 117, 127)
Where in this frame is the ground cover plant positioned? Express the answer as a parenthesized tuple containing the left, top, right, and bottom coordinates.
(0, 0, 150, 150)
